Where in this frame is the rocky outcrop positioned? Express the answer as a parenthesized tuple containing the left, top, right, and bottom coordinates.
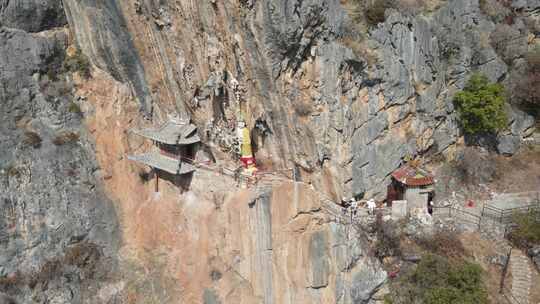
(0, 6, 119, 304)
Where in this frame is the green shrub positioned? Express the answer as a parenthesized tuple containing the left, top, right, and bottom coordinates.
(507, 209, 540, 249)
(63, 49, 91, 78)
(390, 253, 488, 304)
(454, 73, 507, 134)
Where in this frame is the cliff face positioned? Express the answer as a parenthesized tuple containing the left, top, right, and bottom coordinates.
(1, 0, 539, 303)
(63, 0, 538, 198)
(0, 1, 119, 303)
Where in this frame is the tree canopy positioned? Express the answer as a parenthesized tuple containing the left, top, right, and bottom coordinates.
(454, 73, 507, 134)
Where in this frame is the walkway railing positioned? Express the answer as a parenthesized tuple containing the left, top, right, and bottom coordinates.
(432, 205, 482, 229)
(482, 196, 540, 224)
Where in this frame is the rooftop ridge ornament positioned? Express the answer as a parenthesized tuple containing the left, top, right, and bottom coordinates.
(167, 113, 189, 126)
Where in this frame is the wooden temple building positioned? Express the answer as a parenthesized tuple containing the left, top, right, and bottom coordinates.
(386, 164, 435, 214)
(128, 119, 200, 191)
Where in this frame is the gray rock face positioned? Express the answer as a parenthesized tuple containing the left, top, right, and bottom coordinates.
(309, 230, 330, 288)
(528, 246, 540, 272)
(0, 0, 67, 32)
(350, 260, 387, 303)
(0, 5, 119, 303)
(262, 0, 345, 77)
(63, 0, 154, 115)
(203, 289, 221, 304)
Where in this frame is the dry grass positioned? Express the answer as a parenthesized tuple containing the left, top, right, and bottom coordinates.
(341, 37, 379, 67)
(0, 242, 102, 293)
(52, 131, 80, 146)
(22, 131, 42, 148)
(293, 101, 313, 117)
(68, 102, 82, 115)
(415, 230, 466, 258)
(5, 165, 21, 178)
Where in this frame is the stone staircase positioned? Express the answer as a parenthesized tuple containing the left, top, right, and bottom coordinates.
(509, 249, 532, 304)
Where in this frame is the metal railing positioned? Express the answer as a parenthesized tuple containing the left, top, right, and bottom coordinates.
(432, 205, 482, 229)
(502, 286, 523, 304)
(481, 196, 540, 224)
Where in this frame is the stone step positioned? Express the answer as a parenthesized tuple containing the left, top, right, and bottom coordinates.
(510, 249, 532, 304)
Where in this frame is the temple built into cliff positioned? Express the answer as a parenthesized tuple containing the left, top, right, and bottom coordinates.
(128, 119, 200, 191)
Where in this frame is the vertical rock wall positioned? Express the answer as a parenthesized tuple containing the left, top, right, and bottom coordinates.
(0, 2, 120, 303)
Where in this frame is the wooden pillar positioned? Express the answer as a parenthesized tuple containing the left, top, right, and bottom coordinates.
(155, 171, 159, 192)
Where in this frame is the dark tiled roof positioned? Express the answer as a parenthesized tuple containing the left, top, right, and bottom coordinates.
(131, 121, 200, 145)
(391, 165, 435, 186)
(128, 152, 195, 175)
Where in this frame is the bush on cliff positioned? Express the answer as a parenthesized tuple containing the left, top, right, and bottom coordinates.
(388, 253, 488, 304)
(454, 73, 507, 135)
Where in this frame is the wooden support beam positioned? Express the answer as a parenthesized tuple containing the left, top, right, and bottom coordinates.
(155, 171, 159, 192)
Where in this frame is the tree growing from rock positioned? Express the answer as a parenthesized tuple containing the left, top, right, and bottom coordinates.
(454, 73, 507, 135)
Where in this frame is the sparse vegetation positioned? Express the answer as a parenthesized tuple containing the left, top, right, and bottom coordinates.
(0, 242, 102, 294)
(22, 131, 42, 149)
(293, 101, 313, 117)
(63, 49, 91, 79)
(509, 47, 540, 116)
(341, 36, 379, 67)
(41, 78, 73, 102)
(479, 0, 512, 23)
(365, 0, 396, 27)
(507, 209, 540, 249)
(5, 165, 22, 178)
(415, 231, 466, 258)
(347, 0, 431, 29)
(454, 73, 507, 135)
(489, 24, 527, 65)
(439, 38, 460, 61)
(52, 131, 80, 146)
(372, 216, 402, 260)
(68, 101, 83, 115)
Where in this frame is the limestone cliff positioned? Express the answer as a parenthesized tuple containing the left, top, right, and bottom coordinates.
(64, 0, 538, 199)
(1, 0, 539, 303)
